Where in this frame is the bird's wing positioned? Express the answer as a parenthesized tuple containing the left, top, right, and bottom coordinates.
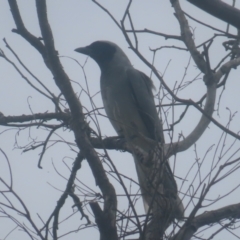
(126, 68, 163, 142)
(127, 68, 178, 193)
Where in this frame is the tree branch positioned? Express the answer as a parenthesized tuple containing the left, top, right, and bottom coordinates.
(172, 202, 240, 240)
(8, 0, 47, 60)
(163, 0, 240, 156)
(171, 0, 208, 73)
(167, 75, 217, 155)
(89, 201, 119, 240)
(0, 112, 70, 124)
(90, 136, 129, 152)
(7, 0, 118, 238)
(187, 0, 240, 29)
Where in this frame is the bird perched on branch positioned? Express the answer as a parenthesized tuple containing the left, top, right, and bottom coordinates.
(75, 41, 184, 220)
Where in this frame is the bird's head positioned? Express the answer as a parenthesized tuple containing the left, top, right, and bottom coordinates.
(75, 41, 131, 70)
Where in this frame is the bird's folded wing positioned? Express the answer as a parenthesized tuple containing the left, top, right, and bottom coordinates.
(127, 68, 178, 193)
(126, 68, 162, 142)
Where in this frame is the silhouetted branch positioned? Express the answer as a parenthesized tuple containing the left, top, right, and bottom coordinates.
(0, 152, 45, 239)
(126, 29, 182, 40)
(90, 136, 129, 151)
(167, 0, 240, 156)
(90, 201, 118, 240)
(36, 0, 117, 238)
(187, 0, 240, 29)
(172, 202, 240, 240)
(0, 112, 70, 125)
(8, 0, 49, 65)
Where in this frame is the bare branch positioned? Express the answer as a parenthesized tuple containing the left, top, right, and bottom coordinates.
(34, 0, 118, 238)
(184, 12, 238, 37)
(172, 202, 240, 240)
(126, 29, 182, 40)
(0, 112, 70, 124)
(168, 76, 217, 154)
(171, 0, 208, 73)
(7, 0, 48, 64)
(187, 0, 240, 29)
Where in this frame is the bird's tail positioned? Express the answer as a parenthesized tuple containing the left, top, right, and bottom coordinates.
(133, 153, 184, 220)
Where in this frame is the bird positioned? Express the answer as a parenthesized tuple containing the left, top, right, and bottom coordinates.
(75, 41, 184, 220)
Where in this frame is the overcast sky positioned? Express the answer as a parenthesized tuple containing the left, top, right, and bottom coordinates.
(0, 1, 240, 239)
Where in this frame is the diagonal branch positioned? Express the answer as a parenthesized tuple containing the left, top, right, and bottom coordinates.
(171, 0, 208, 74)
(8, 0, 118, 239)
(35, 0, 117, 239)
(8, 0, 46, 57)
(172, 202, 240, 240)
(187, 0, 240, 29)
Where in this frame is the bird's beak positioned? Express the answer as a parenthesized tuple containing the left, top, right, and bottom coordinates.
(75, 46, 91, 56)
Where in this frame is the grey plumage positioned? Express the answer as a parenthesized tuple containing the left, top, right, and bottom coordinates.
(75, 41, 184, 220)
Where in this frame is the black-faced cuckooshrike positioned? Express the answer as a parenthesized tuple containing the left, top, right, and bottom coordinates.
(75, 41, 184, 220)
